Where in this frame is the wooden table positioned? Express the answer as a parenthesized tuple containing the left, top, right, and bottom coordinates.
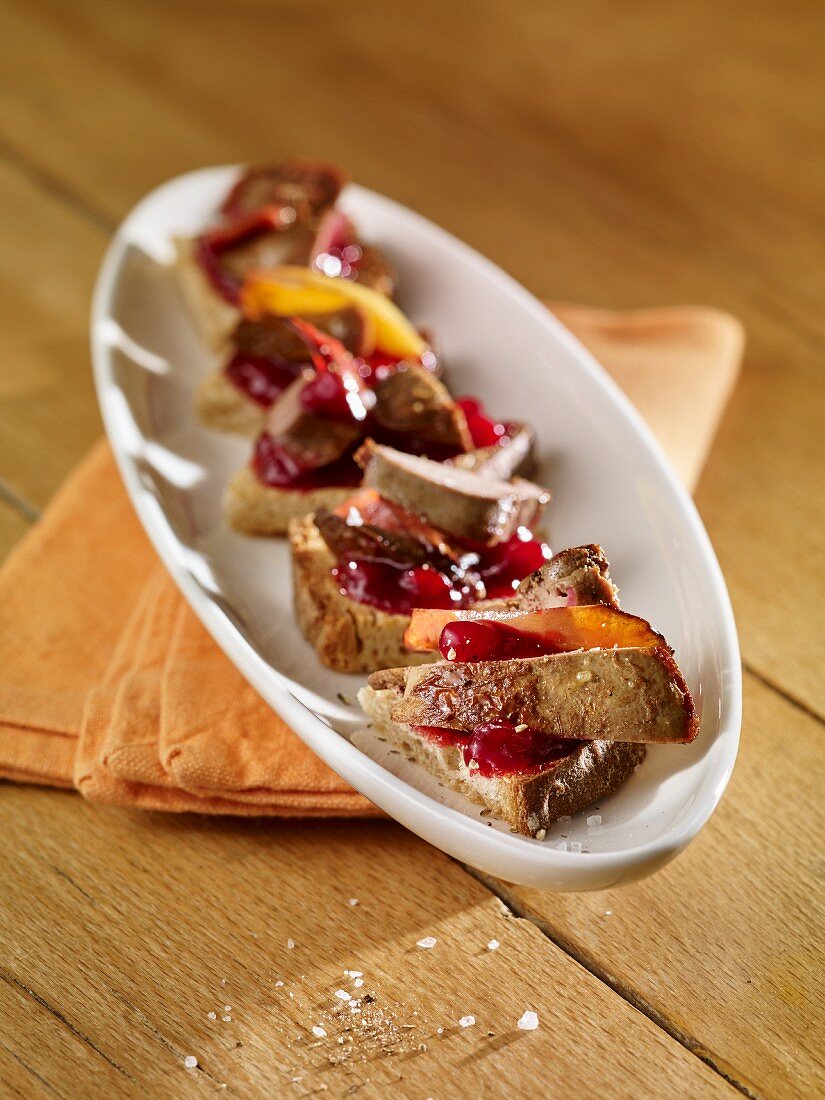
(1, 2, 823, 1096)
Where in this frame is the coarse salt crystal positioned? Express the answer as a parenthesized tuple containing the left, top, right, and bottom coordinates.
(224, 1005, 231, 1012)
(487, 939, 500, 951)
(207, 1011, 216, 1020)
(437, 1027, 444, 1035)
(335, 990, 351, 1001)
(586, 815, 602, 827)
(275, 981, 284, 987)
(348, 898, 359, 907)
(222, 1015, 232, 1023)
(353, 977, 364, 988)
(459, 1015, 475, 1028)
(517, 1010, 539, 1031)
(534, 828, 546, 841)
(570, 841, 583, 854)
(514, 723, 528, 733)
(311, 1026, 327, 1039)
(349, 970, 363, 978)
(287, 939, 295, 949)
(446, 647, 457, 661)
(417, 936, 437, 949)
(605, 910, 612, 916)
(184, 1055, 198, 1069)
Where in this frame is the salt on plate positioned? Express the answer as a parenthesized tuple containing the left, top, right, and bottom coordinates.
(353, 977, 364, 988)
(184, 1055, 198, 1069)
(518, 1010, 539, 1031)
(487, 939, 500, 951)
(416, 936, 437, 949)
(312, 1025, 327, 1039)
(586, 814, 602, 827)
(207, 1011, 216, 1020)
(459, 1015, 475, 1028)
(335, 989, 351, 1001)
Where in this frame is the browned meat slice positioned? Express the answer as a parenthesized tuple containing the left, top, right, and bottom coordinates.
(516, 544, 619, 609)
(388, 647, 698, 744)
(233, 315, 316, 363)
(370, 365, 473, 451)
(217, 225, 315, 280)
(355, 441, 551, 545)
(264, 374, 361, 470)
(353, 242, 397, 296)
(222, 161, 346, 220)
(449, 423, 536, 480)
(313, 508, 462, 576)
(299, 307, 373, 356)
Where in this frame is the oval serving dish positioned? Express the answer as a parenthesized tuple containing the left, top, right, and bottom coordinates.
(91, 166, 741, 890)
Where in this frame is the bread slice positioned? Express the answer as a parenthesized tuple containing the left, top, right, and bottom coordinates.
(196, 368, 265, 435)
(289, 515, 432, 673)
(224, 467, 355, 537)
(173, 236, 240, 349)
(358, 681, 646, 836)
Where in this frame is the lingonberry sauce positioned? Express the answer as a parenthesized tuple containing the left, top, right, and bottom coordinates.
(456, 396, 512, 448)
(334, 560, 456, 615)
(438, 619, 563, 663)
(462, 722, 580, 777)
(477, 534, 550, 598)
(225, 352, 300, 407)
(252, 432, 361, 490)
(412, 721, 578, 776)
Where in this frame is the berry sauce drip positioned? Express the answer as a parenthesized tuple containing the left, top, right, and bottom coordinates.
(333, 560, 456, 616)
(225, 352, 300, 407)
(252, 432, 361, 491)
(462, 722, 580, 777)
(438, 619, 563, 663)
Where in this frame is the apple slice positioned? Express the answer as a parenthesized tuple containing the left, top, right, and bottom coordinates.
(240, 265, 427, 359)
(403, 604, 665, 654)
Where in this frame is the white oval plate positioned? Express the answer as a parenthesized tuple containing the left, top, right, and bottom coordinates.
(91, 167, 741, 890)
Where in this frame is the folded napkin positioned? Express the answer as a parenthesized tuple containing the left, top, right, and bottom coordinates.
(0, 303, 743, 814)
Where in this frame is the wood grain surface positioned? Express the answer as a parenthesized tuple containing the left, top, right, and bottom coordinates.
(1, 2, 823, 1097)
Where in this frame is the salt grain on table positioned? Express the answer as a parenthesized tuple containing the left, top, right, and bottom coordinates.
(184, 1055, 197, 1069)
(459, 1015, 475, 1028)
(487, 939, 500, 951)
(311, 1026, 327, 1039)
(518, 1010, 539, 1031)
(416, 936, 437, 949)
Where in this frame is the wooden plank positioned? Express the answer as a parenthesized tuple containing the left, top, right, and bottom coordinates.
(0, 0, 822, 715)
(482, 672, 825, 1100)
(0, 787, 735, 1099)
(0, 158, 103, 506)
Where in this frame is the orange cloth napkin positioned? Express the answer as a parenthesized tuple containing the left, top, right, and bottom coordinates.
(0, 303, 743, 814)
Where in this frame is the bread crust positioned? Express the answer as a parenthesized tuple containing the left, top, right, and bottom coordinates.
(173, 236, 240, 349)
(224, 466, 354, 536)
(195, 369, 265, 435)
(289, 515, 431, 673)
(359, 683, 646, 835)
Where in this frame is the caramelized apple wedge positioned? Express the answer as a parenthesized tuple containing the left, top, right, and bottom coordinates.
(403, 604, 665, 654)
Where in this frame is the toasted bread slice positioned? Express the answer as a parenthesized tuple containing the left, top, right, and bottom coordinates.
(391, 648, 698, 743)
(290, 515, 431, 672)
(173, 237, 240, 350)
(224, 467, 354, 537)
(196, 369, 266, 435)
(358, 681, 646, 836)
